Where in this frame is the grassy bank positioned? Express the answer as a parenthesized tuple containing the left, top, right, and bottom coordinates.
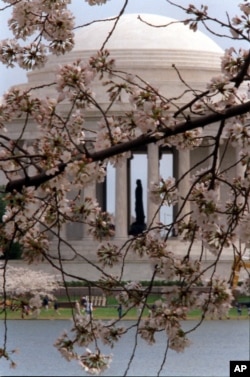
(0, 305, 249, 321)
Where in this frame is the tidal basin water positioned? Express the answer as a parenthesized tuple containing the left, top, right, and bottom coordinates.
(0, 320, 249, 377)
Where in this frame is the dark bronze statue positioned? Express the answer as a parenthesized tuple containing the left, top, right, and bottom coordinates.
(129, 179, 146, 236)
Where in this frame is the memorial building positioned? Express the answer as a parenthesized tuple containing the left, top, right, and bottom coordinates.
(3, 14, 246, 280)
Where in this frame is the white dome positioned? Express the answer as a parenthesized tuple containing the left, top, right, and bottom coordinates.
(73, 13, 223, 53)
(24, 13, 223, 101)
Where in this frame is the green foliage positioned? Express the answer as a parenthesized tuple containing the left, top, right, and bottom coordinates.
(139, 280, 183, 287)
(64, 280, 195, 287)
(1, 242, 23, 260)
(65, 281, 94, 287)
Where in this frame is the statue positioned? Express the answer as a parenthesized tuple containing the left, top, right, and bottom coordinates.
(128, 179, 146, 236)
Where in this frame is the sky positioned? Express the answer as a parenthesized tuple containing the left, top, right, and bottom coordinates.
(0, 0, 246, 222)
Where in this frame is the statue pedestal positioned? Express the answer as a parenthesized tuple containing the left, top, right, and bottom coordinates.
(128, 222, 146, 236)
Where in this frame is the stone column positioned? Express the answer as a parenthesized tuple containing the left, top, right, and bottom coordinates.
(235, 146, 244, 178)
(147, 143, 160, 227)
(60, 220, 67, 240)
(115, 160, 128, 238)
(65, 189, 84, 240)
(235, 145, 246, 250)
(83, 183, 96, 238)
(177, 149, 191, 218)
(235, 145, 245, 214)
(208, 143, 220, 199)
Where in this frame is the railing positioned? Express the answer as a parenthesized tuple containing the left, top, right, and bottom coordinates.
(58, 296, 107, 308)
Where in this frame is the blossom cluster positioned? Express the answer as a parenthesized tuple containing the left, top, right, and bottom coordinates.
(221, 48, 250, 80)
(88, 211, 115, 241)
(85, 0, 108, 6)
(56, 59, 96, 105)
(95, 116, 132, 162)
(197, 278, 233, 318)
(224, 115, 250, 152)
(78, 349, 112, 375)
(231, 2, 250, 38)
(180, 178, 235, 255)
(163, 128, 203, 150)
(150, 177, 178, 206)
(127, 85, 175, 137)
(184, 4, 208, 32)
(55, 316, 124, 374)
(116, 281, 146, 309)
(138, 274, 233, 350)
(139, 302, 191, 352)
(97, 243, 122, 267)
(0, 0, 75, 70)
(0, 264, 60, 311)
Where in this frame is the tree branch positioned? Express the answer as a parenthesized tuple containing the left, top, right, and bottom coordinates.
(5, 100, 250, 193)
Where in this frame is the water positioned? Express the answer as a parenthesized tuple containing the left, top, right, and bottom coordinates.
(0, 319, 249, 376)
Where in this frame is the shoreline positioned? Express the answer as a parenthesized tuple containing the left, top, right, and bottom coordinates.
(1, 315, 249, 321)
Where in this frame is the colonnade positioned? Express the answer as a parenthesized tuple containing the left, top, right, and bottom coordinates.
(64, 144, 194, 241)
(107, 142, 242, 240)
(62, 140, 244, 242)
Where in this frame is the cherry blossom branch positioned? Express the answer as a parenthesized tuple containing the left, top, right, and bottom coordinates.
(5, 100, 250, 193)
(233, 49, 250, 88)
